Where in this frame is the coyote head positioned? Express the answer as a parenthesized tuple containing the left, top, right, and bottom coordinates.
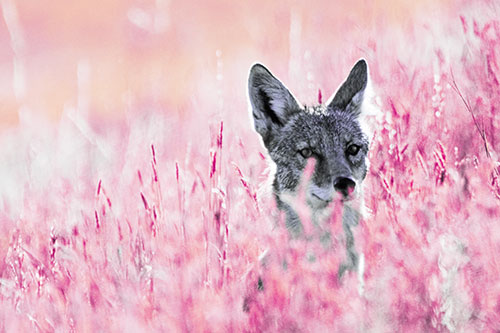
(248, 60, 370, 234)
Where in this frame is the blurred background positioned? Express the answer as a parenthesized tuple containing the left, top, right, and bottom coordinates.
(0, 0, 456, 131)
(2, 2, 500, 331)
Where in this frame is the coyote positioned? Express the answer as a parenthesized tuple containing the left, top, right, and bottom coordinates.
(247, 59, 370, 275)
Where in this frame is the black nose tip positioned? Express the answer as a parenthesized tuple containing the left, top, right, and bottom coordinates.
(334, 177, 356, 197)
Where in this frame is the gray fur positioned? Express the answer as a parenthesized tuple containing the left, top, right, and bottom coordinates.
(326, 59, 368, 114)
(248, 59, 370, 274)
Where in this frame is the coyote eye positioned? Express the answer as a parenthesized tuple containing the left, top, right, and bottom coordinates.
(346, 144, 360, 156)
(299, 148, 313, 158)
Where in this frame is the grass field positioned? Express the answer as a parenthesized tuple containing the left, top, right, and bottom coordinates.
(1, 0, 500, 331)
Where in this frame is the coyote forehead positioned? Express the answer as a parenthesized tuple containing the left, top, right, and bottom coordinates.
(248, 59, 370, 236)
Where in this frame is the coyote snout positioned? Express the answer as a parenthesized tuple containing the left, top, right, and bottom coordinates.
(307, 175, 356, 208)
(334, 177, 356, 198)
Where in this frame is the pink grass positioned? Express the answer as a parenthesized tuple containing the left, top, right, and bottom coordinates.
(1, 1, 500, 332)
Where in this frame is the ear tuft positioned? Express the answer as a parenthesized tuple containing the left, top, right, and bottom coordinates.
(248, 63, 301, 146)
(327, 59, 368, 115)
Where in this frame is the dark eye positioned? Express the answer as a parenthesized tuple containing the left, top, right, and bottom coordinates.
(346, 144, 360, 156)
(299, 148, 313, 158)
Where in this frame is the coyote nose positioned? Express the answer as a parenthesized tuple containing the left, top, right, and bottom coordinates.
(334, 177, 356, 197)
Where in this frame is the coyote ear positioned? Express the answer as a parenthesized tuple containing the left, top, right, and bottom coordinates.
(248, 63, 301, 146)
(327, 59, 368, 115)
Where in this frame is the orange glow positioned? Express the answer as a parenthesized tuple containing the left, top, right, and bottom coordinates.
(0, 0, 452, 130)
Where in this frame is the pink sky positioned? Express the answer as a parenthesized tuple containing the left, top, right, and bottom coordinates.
(0, 0, 451, 129)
